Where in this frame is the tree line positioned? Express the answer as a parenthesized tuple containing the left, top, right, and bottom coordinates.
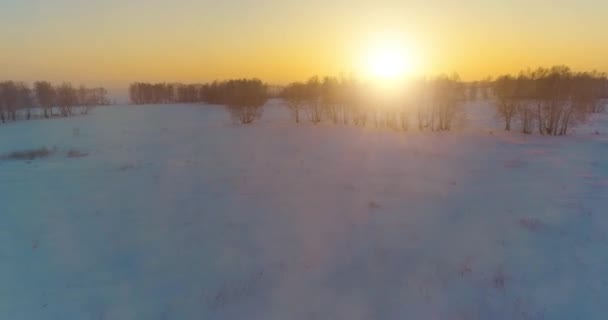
(129, 80, 269, 124)
(129, 83, 198, 104)
(280, 67, 606, 135)
(467, 78, 493, 101)
(130, 76, 468, 130)
(126, 65, 607, 133)
(0, 81, 109, 123)
(493, 66, 608, 135)
(282, 74, 466, 131)
(129, 83, 204, 104)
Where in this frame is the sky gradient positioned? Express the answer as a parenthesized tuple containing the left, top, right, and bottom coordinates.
(1, 0, 608, 87)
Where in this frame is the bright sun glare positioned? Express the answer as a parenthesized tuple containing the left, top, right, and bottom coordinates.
(364, 40, 417, 81)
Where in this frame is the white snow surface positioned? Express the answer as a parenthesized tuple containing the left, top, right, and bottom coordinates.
(1, 100, 607, 319)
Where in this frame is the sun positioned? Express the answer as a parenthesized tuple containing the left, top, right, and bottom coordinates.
(363, 40, 418, 81)
(369, 49, 405, 78)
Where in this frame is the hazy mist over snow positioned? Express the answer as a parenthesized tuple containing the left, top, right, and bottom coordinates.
(1, 101, 607, 319)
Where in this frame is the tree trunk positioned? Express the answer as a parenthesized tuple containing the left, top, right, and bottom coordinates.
(537, 103, 544, 135)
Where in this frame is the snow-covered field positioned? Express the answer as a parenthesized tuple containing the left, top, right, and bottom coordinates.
(1, 100, 607, 319)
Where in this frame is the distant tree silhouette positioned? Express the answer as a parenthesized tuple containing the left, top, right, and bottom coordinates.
(321, 76, 340, 124)
(0, 81, 19, 122)
(76, 86, 109, 114)
(280, 74, 467, 132)
(535, 66, 575, 135)
(429, 74, 465, 131)
(282, 82, 307, 123)
(0, 80, 105, 124)
(177, 84, 199, 103)
(222, 79, 268, 124)
(475, 77, 493, 100)
(129, 82, 204, 104)
(17, 83, 33, 120)
(574, 71, 607, 114)
(493, 75, 519, 131)
(468, 81, 478, 101)
(338, 76, 359, 125)
(56, 83, 77, 117)
(35, 81, 56, 118)
(304, 77, 323, 123)
(200, 81, 224, 104)
(126, 66, 605, 135)
(77, 85, 88, 113)
(492, 66, 606, 135)
(514, 74, 536, 134)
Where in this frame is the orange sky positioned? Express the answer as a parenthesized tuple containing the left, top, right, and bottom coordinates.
(2, 0, 608, 87)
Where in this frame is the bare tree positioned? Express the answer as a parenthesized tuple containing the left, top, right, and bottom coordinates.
(0, 83, 5, 123)
(534, 66, 577, 136)
(468, 81, 478, 101)
(35, 81, 56, 118)
(321, 76, 340, 124)
(77, 85, 89, 114)
(222, 79, 268, 124)
(352, 87, 368, 126)
(493, 75, 518, 131)
(491, 66, 608, 136)
(429, 74, 465, 131)
(56, 83, 77, 117)
(0, 81, 19, 122)
(177, 84, 199, 103)
(414, 79, 432, 130)
(480, 77, 492, 100)
(17, 83, 33, 120)
(282, 82, 307, 123)
(304, 77, 322, 123)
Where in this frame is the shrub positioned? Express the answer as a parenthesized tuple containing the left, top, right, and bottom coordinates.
(222, 79, 268, 124)
(67, 149, 89, 158)
(1, 147, 53, 161)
